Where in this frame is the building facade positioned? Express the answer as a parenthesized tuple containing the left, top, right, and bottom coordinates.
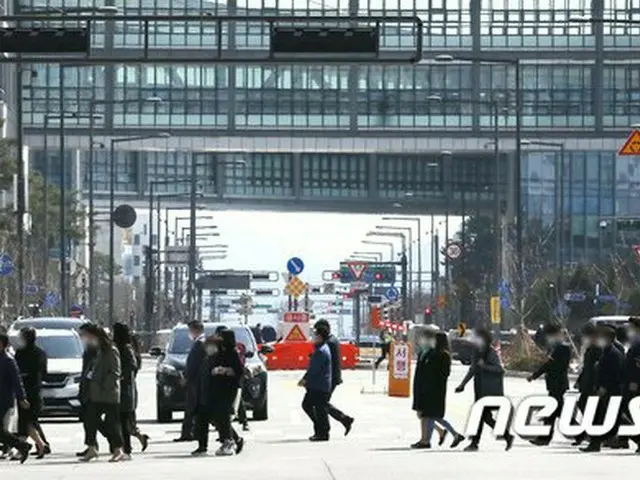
(15, 0, 640, 265)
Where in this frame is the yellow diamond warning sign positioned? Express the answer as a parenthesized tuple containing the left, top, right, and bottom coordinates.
(284, 324, 307, 342)
(619, 130, 640, 156)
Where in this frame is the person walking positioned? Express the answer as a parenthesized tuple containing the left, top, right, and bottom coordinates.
(527, 323, 572, 445)
(299, 326, 332, 442)
(580, 325, 625, 452)
(113, 323, 139, 460)
(313, 320, 354, 435)
(79, 325, 125, 463)
(128, 331, 150, 452)
(76, 322, 109, 457)
(411, 329, 464, 449)
(234, 341, 250, 432)
(14, 327, 48, 459)
(571, 323, 601, 446)
(374, 327, 393, 369)
(175, 321, 206, 443)
(455, 327, 514, 452)
(0, 332, 31, 463)
(622, 316, 640, 452)
(193, 332, 244, 456)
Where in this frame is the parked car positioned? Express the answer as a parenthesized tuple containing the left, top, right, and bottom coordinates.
(448, 329, 475, 365)
(151, 322, 272, 423)
(8, 316, 86, 335)
(9, 329, 83, 417)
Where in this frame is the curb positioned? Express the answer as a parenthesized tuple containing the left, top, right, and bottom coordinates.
(505, 369, 579, 381)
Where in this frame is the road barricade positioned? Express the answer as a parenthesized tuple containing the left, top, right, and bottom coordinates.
(264, 341, 360, 370)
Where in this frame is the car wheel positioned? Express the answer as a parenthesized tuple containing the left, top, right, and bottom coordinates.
(253, 398, 268, 421)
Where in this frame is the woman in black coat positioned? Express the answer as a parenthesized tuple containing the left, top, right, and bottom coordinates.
(411, 330, 464, 449)
(14, 327, 48, 458)
(112, 323, 138, 460)
(193, 331, 244, 457)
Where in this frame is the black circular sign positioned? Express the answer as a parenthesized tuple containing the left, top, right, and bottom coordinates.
(112, 204, 137, 229)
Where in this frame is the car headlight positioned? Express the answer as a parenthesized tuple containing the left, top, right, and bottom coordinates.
(158, 363, 179, 376)
(247, 363, 266, 378)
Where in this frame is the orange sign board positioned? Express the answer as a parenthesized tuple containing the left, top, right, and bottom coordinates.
(619, 130, 640, 156)
(370, 306, 382, 329)
(388, 342, 412, 398)
(437, 295, 446, 309)
(284, 324, 307, 342)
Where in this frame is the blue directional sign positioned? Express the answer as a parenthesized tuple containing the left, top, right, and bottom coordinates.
(385, 286, 400, 302)
(564, 292, 586, 302)
(42, 291, 59, 309)
(498, 279, 510, 309)
(25, 283, 38, 296)
(0, 253, 13, 277)
(286, 257, 305, 275)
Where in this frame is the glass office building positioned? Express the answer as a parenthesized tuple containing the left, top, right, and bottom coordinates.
(18, 0, 640, 264)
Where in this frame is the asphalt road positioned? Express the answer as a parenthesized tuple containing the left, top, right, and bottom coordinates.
(0, 363, 636, 480)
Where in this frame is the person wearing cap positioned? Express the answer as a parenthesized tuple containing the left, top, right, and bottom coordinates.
(313, 319, 354, 436)
(571, 323, 602, 447)
(526, 323, 572, 446)
(580, 324, 625, 452)
(621, 317, 640, 452)
(298, 325, 332, 441)
(455, 327, 514, 452)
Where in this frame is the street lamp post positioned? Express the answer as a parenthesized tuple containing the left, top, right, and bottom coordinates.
(366, 231, 408, 319)
(351, 251, 383, 262)
(108, 133, 170, 325)
(521, 139, 566, 297)
(362, 240, 395, 260)
(376, 225, 414, 315)
(435, 53, 523, 311)
(381, 216, 423, 301)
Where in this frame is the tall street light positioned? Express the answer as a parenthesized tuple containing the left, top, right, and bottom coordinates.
(88, 96, 163, 316)
(521, 139, 566, 296)
(352, 251, 383, 262)
(366, 231, 408, 318)
(108, 133, 170, 325)
(376, 225, 413, 314)
(381, 216, 424, 299)
(435, 53, 523, 310)
(362, 240, 395, 260)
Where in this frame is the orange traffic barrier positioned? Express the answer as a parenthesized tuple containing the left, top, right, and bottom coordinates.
(264, 341, 360, 371)
(388, 342, 412, 397)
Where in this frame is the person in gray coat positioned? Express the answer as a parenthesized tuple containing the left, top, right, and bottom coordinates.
(455, 328, 514, 452)
(79, 325, 125, 463)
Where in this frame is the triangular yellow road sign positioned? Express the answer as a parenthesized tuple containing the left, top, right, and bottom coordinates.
(285, 324, 307, 342)
(619, 130, 640, 156)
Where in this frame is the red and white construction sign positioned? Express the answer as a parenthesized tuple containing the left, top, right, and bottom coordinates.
(282, 311, 311, 342)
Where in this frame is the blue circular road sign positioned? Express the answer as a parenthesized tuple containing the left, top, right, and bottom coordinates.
(0, 253, 13, 276)
(25, 283, 38, 296)
(286, 257, 305, 275)
(385, 286, 400, 302)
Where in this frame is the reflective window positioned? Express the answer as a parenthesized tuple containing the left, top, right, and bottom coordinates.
(301, 154, 368, 198)
(378, 154, 443, 199)
(603, 65, 640, 128)
(235, 66, 349, 128)
(603, 0, 640, 48)
(224, 153, 294, 197)
(83, 150, 140, 193)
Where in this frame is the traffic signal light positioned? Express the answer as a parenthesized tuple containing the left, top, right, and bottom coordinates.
(374, 272, 383, 281)
(367, 265, 395, 283)
(331, 271, 341, 280)
(424, 305, 433, 324)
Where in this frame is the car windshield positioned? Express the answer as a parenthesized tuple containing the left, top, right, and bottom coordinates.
(168, 326, 256, 355)
(12, 319, 83, 331)
(10, 335, 83, 359)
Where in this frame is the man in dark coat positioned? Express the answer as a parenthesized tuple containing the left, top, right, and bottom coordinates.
(527, 323, 572, 445)
(581, 324, 626, 452)
(621, 317, 640, 452)
(0, 333, 31, 463)
(14, 327, 48, 457)
(456, 327, 514, 451)
(572, 323, 602, 446)
(175, 320, 206, 442)
(314, 320, 354, 436)
(299, 326, 332, 442)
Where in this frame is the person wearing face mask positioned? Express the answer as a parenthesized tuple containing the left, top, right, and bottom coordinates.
(14, 328, 48, 459)
(175, 320, 206, 443)
(299, 326, 332, 442)
(526, 323, 572, 446)
(76, 323, 109, 458)
(79, 325, 125, 462)
(455, 328, 514, 452)
(571, 323, 602, 447)
(0, 333, 31, 463)
(193, 332, 244, 456)
(619, 317, 640, 452)
(580, 324, 625, 452)
(411, 329, 464, 449)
